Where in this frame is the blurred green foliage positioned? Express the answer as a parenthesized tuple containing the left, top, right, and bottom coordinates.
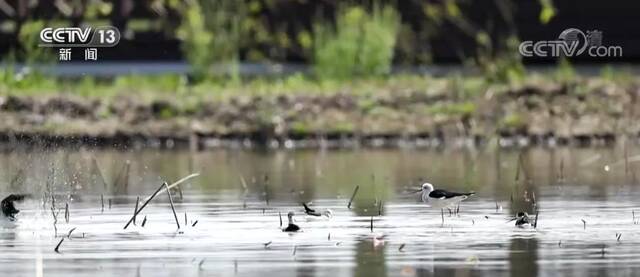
(0, 0, 566, 90)
(423, 0, 527, 84)
(313, 4, 400, 81)
(176, 1, 214, 81)
(17, 21, 55, 64)
(538, 0, 557, 24)
(177, 0, 246, 82)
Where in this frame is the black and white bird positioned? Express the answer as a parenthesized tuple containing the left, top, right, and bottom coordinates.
(419, 182, 474, 222)
(302, 202, 333, 221)
(282, 211, 301, 232)
(1, 194, 27, 221)
(509, 212, 531, 228)
(420, 183, 474, 209)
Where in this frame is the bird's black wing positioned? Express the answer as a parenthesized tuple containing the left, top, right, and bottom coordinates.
(302, 203, 321, 216)
(515, 216, 530, 226)
(283, 223, 300, 232)
(2, 194, 28, 218)
(428, 190, 473, 199)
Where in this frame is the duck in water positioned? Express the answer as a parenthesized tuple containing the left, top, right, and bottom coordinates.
(2, 194, 27, 221)
(282, 211, 301, 232)
(509, 212, 532, 228)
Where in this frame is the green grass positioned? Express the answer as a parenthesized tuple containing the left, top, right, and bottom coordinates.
(0, 72, 446, 100)
(426, 101, 476, 117)
(0, 68, 637, 106)
(500, 113, 526, 130)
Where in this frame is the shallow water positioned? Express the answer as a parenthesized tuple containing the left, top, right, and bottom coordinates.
(2, 146, 640, 277)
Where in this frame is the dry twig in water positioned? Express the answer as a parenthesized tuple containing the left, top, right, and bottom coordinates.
(54, 238, 64, 253)
(370, 216, 374, 232)
(67, 227, 76, 238)
(145, 173, 200, 202)
(124, 183, 165, 229)
(64, 203, 69, 223)
(347, 186, 360, 209)
(164, 183, 181, 229)
(124, 174, 199, 229)
(133, 196, 140, 225)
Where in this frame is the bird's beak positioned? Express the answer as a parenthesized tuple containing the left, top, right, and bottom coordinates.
(506, 217, 517, 222)
(412, 188, 422, 193)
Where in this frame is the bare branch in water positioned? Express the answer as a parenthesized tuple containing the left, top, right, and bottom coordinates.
(165, 183, 181, 229)
(67, 227, 76, 238)
(54, 238, 64, 253)
(51, 194, 58, 237)
(64, 203, 69, 224)
(347, 185, 360, 209)
(124, 174, 200, 229)
(145, 173, 200, 202)
(370, 216, 374, 232)
(124, 183, 165, 229)
(133, 196, 140, 226)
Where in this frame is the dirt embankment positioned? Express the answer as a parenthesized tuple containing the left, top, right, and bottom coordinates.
(1, 79, 639, 149)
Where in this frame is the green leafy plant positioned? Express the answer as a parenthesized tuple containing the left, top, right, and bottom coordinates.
(18, 20, 54, 64)
(313, 3, 400, 81)
(177, 0, 246, 82)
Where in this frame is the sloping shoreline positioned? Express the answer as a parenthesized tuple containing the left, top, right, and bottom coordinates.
(1, 78, 637, 149)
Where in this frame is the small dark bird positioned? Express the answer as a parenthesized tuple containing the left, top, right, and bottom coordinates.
(302, 202, 333, 218)
(282, 211, 301, 232)
(508, 212, 531, 228)
(1, 194, 27, 221)
(302, 202, 319, 216)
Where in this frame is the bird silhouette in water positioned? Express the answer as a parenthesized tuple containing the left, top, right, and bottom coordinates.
(2, 194, 27, 221)
(509, 212, 532, 228)
(302, 202, 333, 219)
(283, 211, 301, 232)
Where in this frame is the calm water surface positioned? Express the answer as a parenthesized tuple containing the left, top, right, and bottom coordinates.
(1, 146, 640, 277)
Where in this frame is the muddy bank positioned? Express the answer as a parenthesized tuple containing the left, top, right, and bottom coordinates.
(1, 78, 638, 149)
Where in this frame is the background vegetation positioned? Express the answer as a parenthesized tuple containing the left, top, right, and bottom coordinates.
(0, 0, 560, 86)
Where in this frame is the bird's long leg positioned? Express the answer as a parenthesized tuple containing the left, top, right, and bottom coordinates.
(448, 208, 452, 217)
(441, 208, 444, 226)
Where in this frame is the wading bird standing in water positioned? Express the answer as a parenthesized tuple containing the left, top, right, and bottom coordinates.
(1, 194, 27, 221)
(419, 183, 474, 224)
(283, 211, 301, 232)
